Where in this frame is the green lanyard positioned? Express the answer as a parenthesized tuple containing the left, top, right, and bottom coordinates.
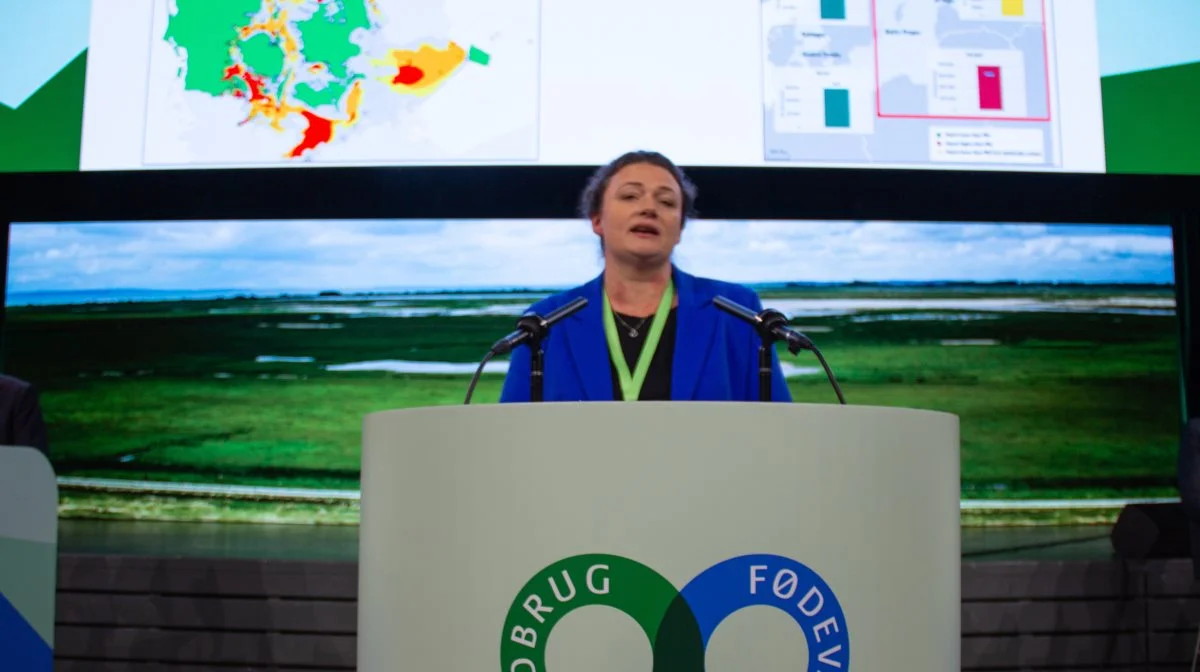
(602, 279, 674, 401)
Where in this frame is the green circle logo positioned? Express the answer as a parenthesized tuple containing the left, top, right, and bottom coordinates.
(501, 553, 850, 671)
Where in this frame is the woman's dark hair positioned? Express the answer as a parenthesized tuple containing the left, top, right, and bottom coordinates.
(578, 150, 699, 226)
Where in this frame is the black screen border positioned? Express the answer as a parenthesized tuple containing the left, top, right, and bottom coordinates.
(0, 164, 1194, 224)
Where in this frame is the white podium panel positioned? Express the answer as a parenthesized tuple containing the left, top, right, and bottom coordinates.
(358, 402, 960, 671)
(0, 446, 58, 671)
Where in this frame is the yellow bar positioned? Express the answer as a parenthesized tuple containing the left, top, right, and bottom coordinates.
(1001, 0, 1024, 16)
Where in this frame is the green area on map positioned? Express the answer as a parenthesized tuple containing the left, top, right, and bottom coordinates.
(294, 79, 351, 108)
(162, 0, 261, 96)
(469, 45, 491, 66)
(239, 32, 285, 80)
(296, 0, 372, 81)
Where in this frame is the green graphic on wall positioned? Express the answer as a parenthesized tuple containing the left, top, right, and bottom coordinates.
(0, 51, 87, 173)
(1101, 60, 1200, 175)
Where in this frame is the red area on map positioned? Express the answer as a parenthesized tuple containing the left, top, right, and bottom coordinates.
(288, 111, 335, 158)
(222, 64, 268, 102)
(392, 64, 425, 86)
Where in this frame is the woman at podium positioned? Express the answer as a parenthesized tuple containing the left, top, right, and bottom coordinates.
(498, 151, 792, 403)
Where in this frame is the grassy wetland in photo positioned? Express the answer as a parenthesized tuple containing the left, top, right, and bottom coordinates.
(4, 219, 1181, 523)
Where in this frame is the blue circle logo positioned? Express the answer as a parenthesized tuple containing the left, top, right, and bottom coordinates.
(500, 553, 850, 671)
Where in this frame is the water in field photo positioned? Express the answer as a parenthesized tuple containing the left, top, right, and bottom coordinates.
(3, 219, 1180, 523)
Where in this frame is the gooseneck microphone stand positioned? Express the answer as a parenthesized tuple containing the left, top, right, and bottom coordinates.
(758, 337, 774, 402)
(517, 314, 547, 402)
(464, 297, 588, 404)
(753, 309, 792, 402)
(713, 296, 846, 405)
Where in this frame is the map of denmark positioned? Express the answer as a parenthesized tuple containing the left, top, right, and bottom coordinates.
(143, 0, 539, 167)
(762, 0, 1054, 168)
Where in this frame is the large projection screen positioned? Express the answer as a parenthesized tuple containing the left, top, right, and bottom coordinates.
(1, 0, 1198, 175)
(3, 217, 1182, 525)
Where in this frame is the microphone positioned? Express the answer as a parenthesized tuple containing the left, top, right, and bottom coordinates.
(713, 295, 846, 405)
(464, 297, 589, 404)
(488, 297, 588, 356)
(712, 296, 813, 354)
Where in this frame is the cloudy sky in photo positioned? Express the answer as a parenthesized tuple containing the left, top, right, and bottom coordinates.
(5, 219, 1175, 297)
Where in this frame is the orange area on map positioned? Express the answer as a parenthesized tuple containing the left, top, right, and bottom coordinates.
(239, 1, 300, 61)
(223, 63, 298, 131)
(377, 42, 466, 95)
(342, 79, 364, 126)
(219, 2, 375, 159)
(223, 65, 362, 158)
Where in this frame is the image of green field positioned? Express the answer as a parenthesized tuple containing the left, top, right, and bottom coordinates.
(2, 281, 1182, 526)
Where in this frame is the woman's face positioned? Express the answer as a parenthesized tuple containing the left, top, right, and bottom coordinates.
(591, 162, 684, 266)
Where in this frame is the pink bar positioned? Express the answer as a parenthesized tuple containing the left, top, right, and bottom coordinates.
(978, 66, 1002, 110)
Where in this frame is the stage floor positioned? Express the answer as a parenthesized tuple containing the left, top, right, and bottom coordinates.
(56, 519, 1118, 562)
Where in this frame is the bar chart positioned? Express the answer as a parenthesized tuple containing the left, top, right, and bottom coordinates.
(766, 64, 873, 136)
(766, 0, 871, 28)
(760, 0, 1065, 169)
(821, 0, 846, 20)
(978, 66, 1003, 111)
(825, 88, 851, 127)
(926, 49, 1030, 119)
(955, 0, 1040, 21)
(1001, 0, 1024, 17)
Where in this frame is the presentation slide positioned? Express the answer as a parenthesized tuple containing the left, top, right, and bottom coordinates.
(4, 217, 1181, 524)
(1, 0, 1198, 174)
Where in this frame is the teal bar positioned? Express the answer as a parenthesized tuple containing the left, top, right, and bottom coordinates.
(824, 89, 850, 128)
(821, 0, 846, 20)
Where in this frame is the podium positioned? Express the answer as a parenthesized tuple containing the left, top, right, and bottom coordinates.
(0, 446, 58, 671)
(357, 402, 960, 671)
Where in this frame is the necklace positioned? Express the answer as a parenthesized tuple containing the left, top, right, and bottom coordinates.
(603, 279, 675, 401)
(612, 312, 649, 338)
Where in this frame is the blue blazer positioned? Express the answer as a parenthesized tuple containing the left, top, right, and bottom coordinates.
(499, 266, 792, 403)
